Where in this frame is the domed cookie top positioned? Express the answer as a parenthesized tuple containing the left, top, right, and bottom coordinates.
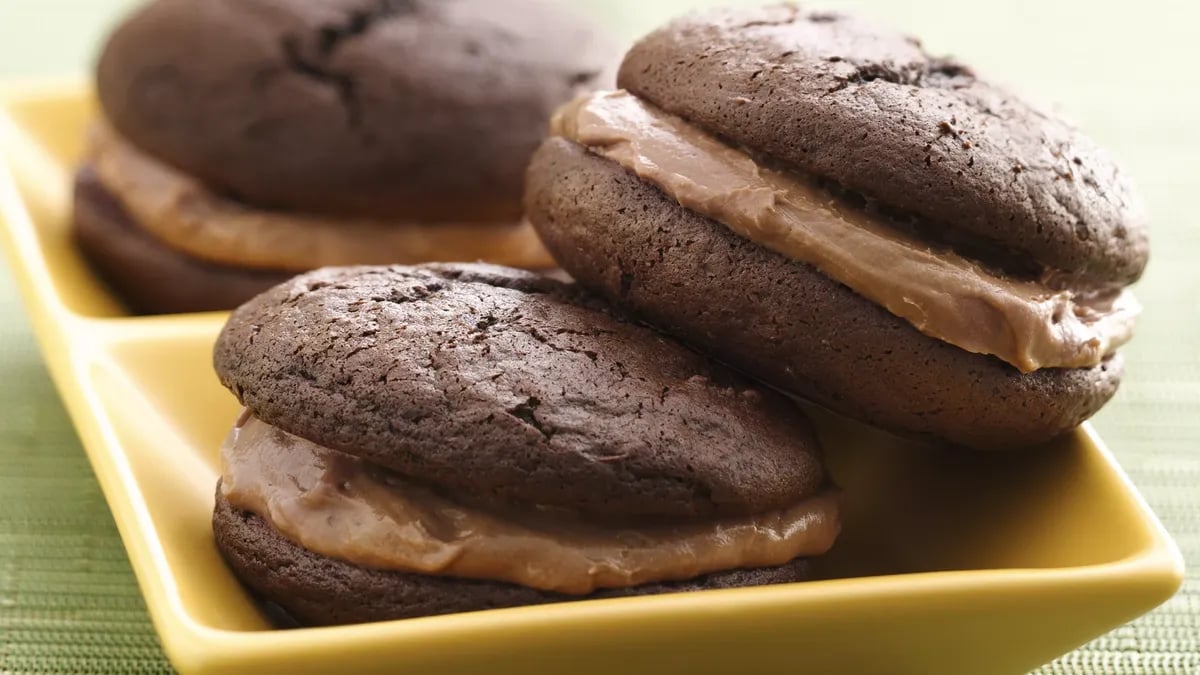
(97, 0, 613, 221)
(214, 263, 824, 519)
(618, 3, 1148, 285)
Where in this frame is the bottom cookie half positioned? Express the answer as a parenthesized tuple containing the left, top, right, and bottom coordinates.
(525, 138, 1123, 450)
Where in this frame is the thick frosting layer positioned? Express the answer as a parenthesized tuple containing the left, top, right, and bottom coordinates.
(220, 412, 840, 594)
(551, 91, 1139, 372)
(88, 121, 555, 271)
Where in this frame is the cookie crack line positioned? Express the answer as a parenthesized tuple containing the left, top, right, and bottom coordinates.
(507, 396, 554, 440)
(278, 0, 417, 127)
(822, 57, 974, 96)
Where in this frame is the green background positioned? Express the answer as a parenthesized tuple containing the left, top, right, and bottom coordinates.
(0, 1, 1197, 673)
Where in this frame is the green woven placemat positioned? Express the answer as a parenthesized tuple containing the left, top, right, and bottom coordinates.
(1, 1, 1198, 673)
(0, 274, 170, 674)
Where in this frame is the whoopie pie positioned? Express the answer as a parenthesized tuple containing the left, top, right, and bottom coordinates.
(212, 263, 839, 625)
(525, 4, 1146, 449)
(76, 0, 614, 313)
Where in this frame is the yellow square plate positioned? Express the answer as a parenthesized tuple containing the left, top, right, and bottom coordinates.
(0, 81, 1184, 675)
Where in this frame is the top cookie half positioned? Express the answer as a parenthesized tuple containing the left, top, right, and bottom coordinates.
(617, 4, 1147, 285)
(214, 263, 825, 519)
(97, 0, 613, 221)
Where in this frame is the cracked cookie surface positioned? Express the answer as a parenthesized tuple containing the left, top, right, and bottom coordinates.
(213, 263, 824, 518)
(97, 0, 613, 221)
(618, 3, 1147, 285)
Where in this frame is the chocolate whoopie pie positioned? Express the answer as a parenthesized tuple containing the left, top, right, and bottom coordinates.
(525, 4, 1147, 450)
(211, 263, 839, 625)
(77, 0, 613, 314)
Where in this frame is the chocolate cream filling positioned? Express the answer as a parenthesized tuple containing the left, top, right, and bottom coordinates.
(88, 120, 555, 272)
(551, 91, 1139, 373)
(219, 411, 840, 595)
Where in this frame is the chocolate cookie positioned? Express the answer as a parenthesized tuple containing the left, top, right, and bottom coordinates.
(524, 5, 1146, 449)
(618, 4, 1147, 285)
(526, 139, 1123, 449)
(212, 263, 837, 625)
(73, 166, 292, 314)
(97, 0, 613, 221)
(213, 490, 812, 626)
(214, 263, 823, 518)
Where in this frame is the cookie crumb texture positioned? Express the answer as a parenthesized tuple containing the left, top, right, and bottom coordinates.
(212, 491, 812, 625)
(97, 0, 613, 220)
(618, 4, 1148, 284)
(525, 139, 1123, 450)
(214, 263, 824, 518)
